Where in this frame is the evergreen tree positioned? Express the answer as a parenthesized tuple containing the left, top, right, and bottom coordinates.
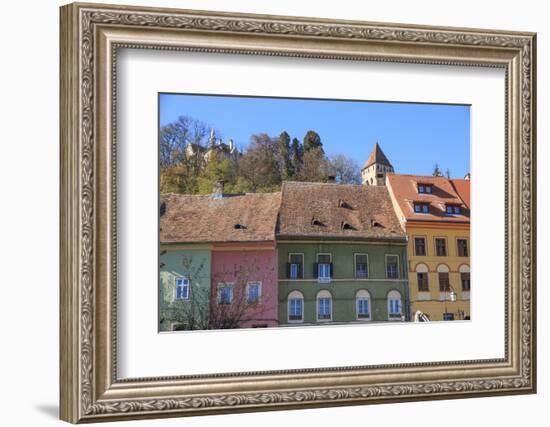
(432, 163, 443, 177)
(303, 130, 323, 152)
(278, 131, 292, 179)
(289, 137, 303, 178)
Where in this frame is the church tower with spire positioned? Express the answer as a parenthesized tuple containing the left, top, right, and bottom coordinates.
(361, 142, 394, 186)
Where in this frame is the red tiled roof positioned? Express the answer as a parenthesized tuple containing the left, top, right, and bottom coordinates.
(387, 174, 470, 223)
(451, 179, 471, 209)
(362, 142, 392, 170)
(160, 192, 281, 244)
(277, 181, 405, 240)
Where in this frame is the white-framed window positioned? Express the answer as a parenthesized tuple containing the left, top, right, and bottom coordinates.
(387, 290, 402, 320)
(288, 290, 304, 322)
(246, 282, 261, 304)
(354, 253, 369, 279)
(386, 254, 399, 279)
(288, 253, 304, 279)
(356, 289, 371, 320)
(175, 277, 190, 300)
(414, 203, 430, 213)
(316, 253, 332, 282)
(217, 283, 233, 305)
(446, 204, 461, 215)
(316, 290, 332, 321)
(418, 184, 433, 194)
(416, 263, 430, 292)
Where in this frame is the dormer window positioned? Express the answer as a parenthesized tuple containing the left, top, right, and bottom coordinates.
(311, 218, 324, 226)
(341, 221, 355, 230)
(418, 184, 433, 194)
(234, 223, 247, 230)
(338, 199, 352, 209)
(414, 203, 430, 214)
(446, 205, 461, 215)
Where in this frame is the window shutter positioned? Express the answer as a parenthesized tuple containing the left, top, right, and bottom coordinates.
(286, 262, 291, 278)
(298, 263, 303, 279)
(313, 262, 318, 278)
(330, 262, 334, 278)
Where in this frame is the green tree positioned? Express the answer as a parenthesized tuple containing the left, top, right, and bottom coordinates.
(303, 130, 323, 152)
(289, 137, 303, 179)
(196, 151, 237, 194)
(277, 131, 292, 179)
(238, 133, 282, 191)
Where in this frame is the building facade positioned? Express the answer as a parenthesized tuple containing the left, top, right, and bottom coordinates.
(159, 188, 281, 330)
(387, 174, 471, 321)
(211, 243, 278, 328)
(159, 245, 212, 332)
(276, 181, 409, 325)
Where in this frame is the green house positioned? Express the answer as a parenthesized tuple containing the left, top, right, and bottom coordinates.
(277, 181, 409, 325)
(159, 246, 212, 332)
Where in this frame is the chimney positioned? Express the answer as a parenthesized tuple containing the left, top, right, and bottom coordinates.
(213, 180, 225, 199)
(327, 174, 336, 184)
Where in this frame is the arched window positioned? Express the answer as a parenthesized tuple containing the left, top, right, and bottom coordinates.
(387, 290, 402, 320)
(415, 263, 429, 292)
(459, 264, 470, 292)
(356, 289, 371, 320)
(437, 264, 450, 292)
(288, 291, 304, 322)
(316, 290, 332, 321)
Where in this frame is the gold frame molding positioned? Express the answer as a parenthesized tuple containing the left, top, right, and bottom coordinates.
(59, 2, 537, 423)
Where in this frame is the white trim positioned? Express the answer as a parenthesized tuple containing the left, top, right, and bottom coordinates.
(316, 252, 333, 262)
(216, 282, 234, 304)
(246, 281, 262, 304)
(384, 254, 400, 279)
(459, 264, 471, 273)
(456, 237, 470, 257)
(288, 252, 304, 279)
(434, 236, 448, 257)
(413, 235, 427, 256)
(316, 290, 333, 322)
(353, 253, 369, 279)
(387, 289, 403, 321)
(287, 290, 304, 323)
(174, 276, 190, 301)
(355, 289, 372, 321)
(316, 252, 332, 283)
(436, 264, 450, 273)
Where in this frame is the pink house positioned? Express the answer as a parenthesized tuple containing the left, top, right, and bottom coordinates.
(211, 243, 278, 328)
(203, 187, 281, 328)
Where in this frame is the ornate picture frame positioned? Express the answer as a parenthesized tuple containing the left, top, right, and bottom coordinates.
(60, 2, 536, 423)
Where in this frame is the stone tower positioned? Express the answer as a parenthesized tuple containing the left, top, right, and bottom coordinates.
(361, 142, 394, 186)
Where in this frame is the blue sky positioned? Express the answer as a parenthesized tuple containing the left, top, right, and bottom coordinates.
(159, 93, 470, 178)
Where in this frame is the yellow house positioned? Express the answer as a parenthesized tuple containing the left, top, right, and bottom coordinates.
(386, 174, 471, 321)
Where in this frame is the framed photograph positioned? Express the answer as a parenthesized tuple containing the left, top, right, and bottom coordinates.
(60, 2, 536, 423)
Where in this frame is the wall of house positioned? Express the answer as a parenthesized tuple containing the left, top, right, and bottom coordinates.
(277, 241, 409, 324)
(406, 225, 471, 321)
(159, 246, 212, 331)
(211, 245, 278, 328)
